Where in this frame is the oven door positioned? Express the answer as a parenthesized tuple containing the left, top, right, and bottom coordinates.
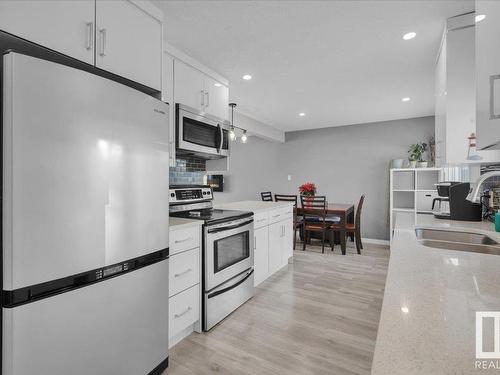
(177, 105, 230, 159)
(204, 218, 254, 291)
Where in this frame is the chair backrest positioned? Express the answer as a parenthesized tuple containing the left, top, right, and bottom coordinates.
(274, 194, 298, 207)
(261, 191, 273, 201)
(355, 195, 365, 229)
(300, 195, 327, 209)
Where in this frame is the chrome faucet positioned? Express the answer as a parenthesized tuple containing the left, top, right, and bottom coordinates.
(466, 171, 500, 204)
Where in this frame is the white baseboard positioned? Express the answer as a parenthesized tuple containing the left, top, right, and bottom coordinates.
(362, 237, 390, 246)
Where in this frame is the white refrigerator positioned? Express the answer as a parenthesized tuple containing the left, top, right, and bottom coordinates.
(2, 52, 170, 375)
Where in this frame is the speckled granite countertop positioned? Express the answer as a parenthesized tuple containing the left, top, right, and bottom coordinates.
(372, 214, 500, 374)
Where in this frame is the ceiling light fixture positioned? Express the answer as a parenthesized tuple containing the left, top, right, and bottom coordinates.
(242, 74, 252, 80)
(228, 103, 249, 144)
(401, 306, 409, 314)
(475, 14, 486, 23)
(299, 112, 306, 117)
(401, 97, 411, 102)
(214, 82, 222, 87)
(402, 32, 416, 40)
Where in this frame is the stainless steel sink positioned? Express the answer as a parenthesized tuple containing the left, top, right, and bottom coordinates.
(415, 228, 500, 255)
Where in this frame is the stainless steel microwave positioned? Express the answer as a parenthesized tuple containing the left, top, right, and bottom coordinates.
(176, 104, 230, 159)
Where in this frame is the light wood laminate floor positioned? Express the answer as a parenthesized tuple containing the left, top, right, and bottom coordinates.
(165, 241, 389, 375)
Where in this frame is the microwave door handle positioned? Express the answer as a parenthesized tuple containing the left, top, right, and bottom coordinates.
(215, 123, 221, 153)
(207, 219, 254, 234)
(219, 124, 224, 152)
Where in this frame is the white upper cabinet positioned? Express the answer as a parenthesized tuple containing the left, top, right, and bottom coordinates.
(174, 59, 205, 111)
(205, 76, 229, 121)
(95, 0, 162, 90)
(476, 0, 500, 148)
(174, 59, 229, 120)
(0, 0, 95, 65)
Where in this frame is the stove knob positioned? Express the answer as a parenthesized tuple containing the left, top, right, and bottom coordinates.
(170, 193, 175, 197)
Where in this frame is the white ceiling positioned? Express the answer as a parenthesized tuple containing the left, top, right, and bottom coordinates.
(155, 0, 474, 132)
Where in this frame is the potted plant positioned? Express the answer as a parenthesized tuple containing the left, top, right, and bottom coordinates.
(408, 142, 428, 168)
(299, 183, 317, 207)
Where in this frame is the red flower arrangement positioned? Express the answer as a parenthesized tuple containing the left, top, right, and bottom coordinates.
(299, 182, 316, 196)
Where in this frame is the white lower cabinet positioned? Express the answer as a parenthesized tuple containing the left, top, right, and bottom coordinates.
(253, 205, 294, 286)
(168, 223, 202, 348)
(169, 284, 200, 341)
(254, 226, 269, 286)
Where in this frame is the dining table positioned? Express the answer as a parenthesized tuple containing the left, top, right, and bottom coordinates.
(296, 202, 355, 255)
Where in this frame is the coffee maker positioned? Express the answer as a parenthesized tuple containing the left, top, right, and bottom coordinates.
(433, 182, 482, 221)
(432, 181, 459, 219)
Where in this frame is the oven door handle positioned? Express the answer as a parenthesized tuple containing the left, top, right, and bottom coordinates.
(207, 269, 254, 299)
(207, 219, 254, 234)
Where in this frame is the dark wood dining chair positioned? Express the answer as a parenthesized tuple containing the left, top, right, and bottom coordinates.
(331, 195, 365, 254)
(346, 195, 365, 254)
(299, 195, 332, 253)
(261, 191, 273, 201)
(275, 194, 301, 249)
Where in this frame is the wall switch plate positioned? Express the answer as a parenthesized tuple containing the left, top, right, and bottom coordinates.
(287, 175, 292, 181)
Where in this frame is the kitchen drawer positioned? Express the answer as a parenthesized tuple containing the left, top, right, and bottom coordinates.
(169, 284, 200, 340)
(170, 226, 200, 255)
(416, 191, 439, 212)
(254, 211, 269, 229)
(269, 206, 294, 224)
(169, 248, 200, 297)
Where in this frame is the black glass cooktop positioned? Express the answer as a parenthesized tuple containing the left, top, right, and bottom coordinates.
(170, 208, 253, 225)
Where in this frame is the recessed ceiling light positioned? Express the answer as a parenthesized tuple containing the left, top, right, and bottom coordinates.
(242, 74, 252, 80)
(401, 306, 409, 314)
(475, 14, 486, 23)
(402, 32, 416, 40)
(401, 97, 411, 102)
(299, 112, 305, 117)
(214, 82, 222, 87)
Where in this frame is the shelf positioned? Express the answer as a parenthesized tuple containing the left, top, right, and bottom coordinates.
(417, 210, 434, 214)
(393, 189, 415, 192)
(392, 208, 415, 212)
(416, 189, 437, 192)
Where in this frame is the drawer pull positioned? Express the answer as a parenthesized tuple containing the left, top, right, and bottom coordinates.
(174, 306, 192, 319)
(257, 219, 266, 223)
(272, 214, 280, 218)
(174, 268, 192, 278)
(175, 237, 192, 244)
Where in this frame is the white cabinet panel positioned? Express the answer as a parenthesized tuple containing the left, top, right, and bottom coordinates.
(0, 0, 95, 64)
(163, 53, 176, 167)
(254, 226, 269, 286)
(254, 211, 269, 229)
(169, 284, 200, 340)
(95, 0, 162, 89)
(268, 222, 282, 274)
(174, 59, 205, 111)
(205, 75, 229, 120)
(476, 0, 500, 147)
(169, 226, 200, 255)
(282, 218, 294, 264)
(169, 248, 200, 297)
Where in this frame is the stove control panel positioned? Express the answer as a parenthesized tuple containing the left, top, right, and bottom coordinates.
(169, 186, 212, 204)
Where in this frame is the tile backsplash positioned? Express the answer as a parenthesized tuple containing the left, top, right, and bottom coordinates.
(169, 157, 206, 185)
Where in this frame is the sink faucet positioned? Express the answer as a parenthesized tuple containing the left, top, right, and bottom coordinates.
(466, 171, 500, 204)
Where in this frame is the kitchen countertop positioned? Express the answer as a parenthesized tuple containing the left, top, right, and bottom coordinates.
(214, 200, 293, 213)
(372, 213, 500, 374)
(169, 217, 203, 230)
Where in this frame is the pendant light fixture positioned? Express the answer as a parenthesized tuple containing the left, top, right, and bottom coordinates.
(241, 130, 248, 143)
(229, 103, 237, 141)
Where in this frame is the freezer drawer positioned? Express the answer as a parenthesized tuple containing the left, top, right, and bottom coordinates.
(2, 260, 169, 375)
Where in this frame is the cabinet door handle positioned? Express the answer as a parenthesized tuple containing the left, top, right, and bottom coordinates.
(254, 236, 256, 250)
(99, 28, 107, 56)
(174, 306, 192, 319)
(174, 268, 192, 277)
(272, 214, 280, 218)
(205, 91, 209, 107)
(85, 22, 94, 51)
(174, 237, 192, 244)
(201, 90, 205, 107)
(490, 75, 500, 119)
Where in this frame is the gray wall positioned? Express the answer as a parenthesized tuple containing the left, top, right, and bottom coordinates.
(214, 116, 434, 241)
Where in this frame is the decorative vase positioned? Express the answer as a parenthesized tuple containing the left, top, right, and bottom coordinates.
(409, 160, 417, 168)
(417, 161, 428, 168)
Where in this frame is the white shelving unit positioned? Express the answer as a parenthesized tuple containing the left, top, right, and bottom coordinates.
(390, 168, 443, 242)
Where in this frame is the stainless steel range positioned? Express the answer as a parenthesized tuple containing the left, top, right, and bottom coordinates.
(169, 185, 254, 331)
